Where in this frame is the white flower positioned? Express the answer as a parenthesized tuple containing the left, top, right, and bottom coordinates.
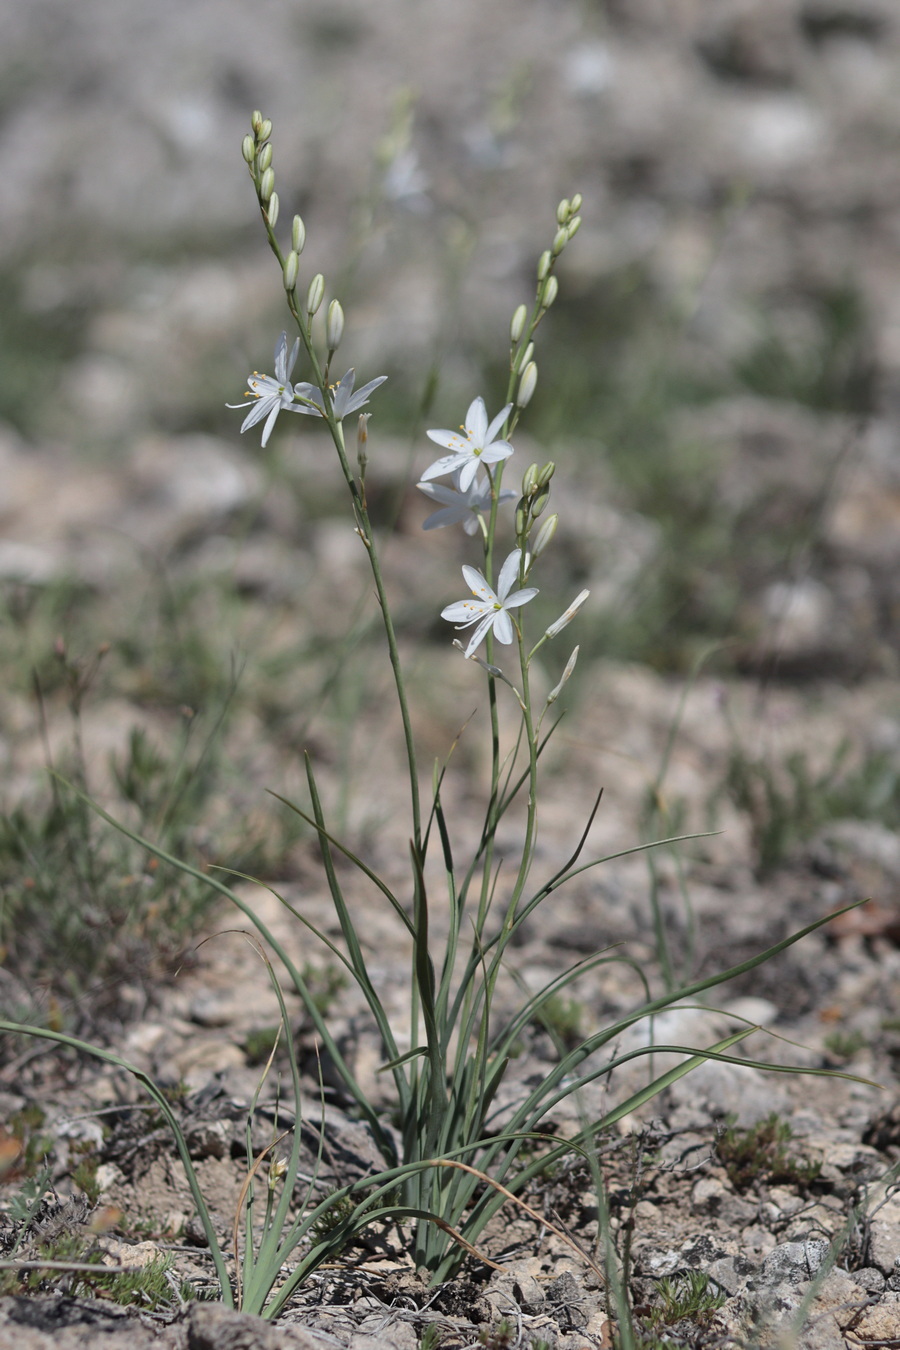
(228, 333, 303, 447)
(441, 549, 538, 657)
(291, 368, 387, 420)
(417, 471, 516, 536)
(421, 397, 514, 493)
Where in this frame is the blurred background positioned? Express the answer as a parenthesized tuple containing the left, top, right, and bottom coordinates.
(3, 0, 900, 1014)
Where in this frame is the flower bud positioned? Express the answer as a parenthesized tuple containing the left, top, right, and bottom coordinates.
(267, 191, 280, 226)
(517, 360, 538, 408)
(510, 303, 527, 345)
(283, 250, 299, 291)
(532, 512, 558, 557)
(532, 488, 550, 517)
(547, 646, 579, 704)
(241, 134, 256, 164)
(326, 299, 345, 351)
(541, 276, 559, 310)
(251, 110, 263, 133)
(259, 167, 275, 202)
(536, 250, 552, 281)
(357, 413, 370, 474)
(556, 197, 570, 225)
(571, 192, 583, 213)
(515, 500, 529, 539)
(546, 590, 590, 639)
(522, 463, 539, 497)
(536, 461, 556, 488)
(567, 214, 582, 240)
(257, 142, 273, 172)
(306, 272, 325, 315)
(292, 215, 306, 254)
(259, 118, 273, 141)
(552, 226, 568, 256)
(521, 342, 534, 369)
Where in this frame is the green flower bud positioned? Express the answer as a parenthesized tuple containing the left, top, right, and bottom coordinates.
(552, 226, 568, 256)
(522, 463, 539, 497)
(241, 134, 256, 164)
(521, 342, 534, 369)
(510, 303, 527, 345)
(556, 198, 570, 225)
(517, 360, 538, 408)
(515, 501, 529, 539)
(251, 110, 263, 133)
(357, 413, 370, 474)
(259, 167, 275, 202)
(267, 191, 279, 227)
(326, 299, 345, 350)
(541, 275, 559, 310)
(283, 250, 299, 291)
(292, 215, 306, 254)
(307, 272, 325, 315)
(259, 118, 273, 141)
(536, 250, 552, 281)
(532, 488, 551, 517)
(536, 461, 556, 488)
(567, 214, 582, 240)
(532, 512, 558, 557)
(571, 192, 583, 213)
(257, 142, 273, 172)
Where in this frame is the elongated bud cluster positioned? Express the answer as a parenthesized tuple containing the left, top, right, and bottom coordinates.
(326, 299, 345, 351)
(517, 360, 538, 408)
(307, 273, 325, 316)
(292, 215, 306, 254)
(510, 303, 527, 345)
(283, 250, 299, 291)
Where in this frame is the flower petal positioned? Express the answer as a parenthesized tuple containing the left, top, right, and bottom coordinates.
(465, 397, 488, 442)
(496, 550, 523, 601)
(465, 612, 497, 657)
(461, 565, 500, 606)
(491, 610, 514, 644)
(485, 403, 512, 444)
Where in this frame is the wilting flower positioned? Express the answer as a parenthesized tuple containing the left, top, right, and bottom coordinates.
(545, 588, 590, 638)
(441, 549, 538, 657)
(228, 332, 303, 447)
(421, 397, 513, 493)
(417, 471, 515, 536)
(292, 369, 387, 420)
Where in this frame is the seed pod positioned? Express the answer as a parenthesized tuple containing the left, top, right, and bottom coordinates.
(292, 215, 306, 254)
(510, 303, 527, 345)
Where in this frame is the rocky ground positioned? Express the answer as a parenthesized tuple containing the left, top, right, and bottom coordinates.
(3, 1, 900, 1347)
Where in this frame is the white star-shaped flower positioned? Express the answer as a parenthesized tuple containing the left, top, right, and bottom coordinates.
(441, 549, 538, 657)
(417, 471, 516, 536)
(228, 333, 303, 447)
(291, 368, 387, 421)
(421, 397, 514, 493)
